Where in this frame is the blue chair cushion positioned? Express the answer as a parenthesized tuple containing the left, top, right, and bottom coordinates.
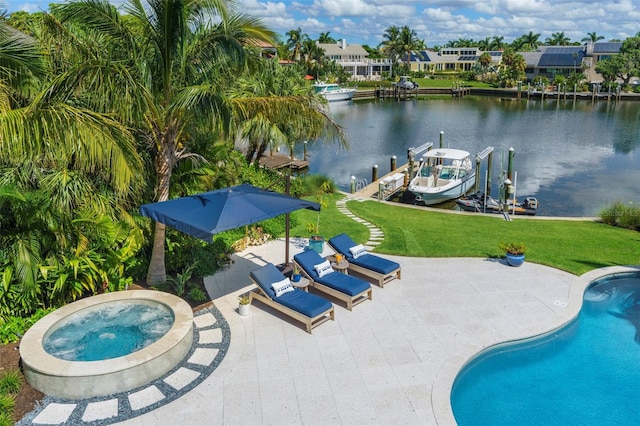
(277, 290, 333, 318)
(250, 263, 286, 299)
(328, 233, 400, 275)
(294, 249, 370, 297)
(328, 233, 359, 260)
(251, 263, 332, 317)
(350, 253, 399, 275)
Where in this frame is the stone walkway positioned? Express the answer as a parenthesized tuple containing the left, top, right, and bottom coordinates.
(18, 306, 230, 425)
(335, 195, 383, 250)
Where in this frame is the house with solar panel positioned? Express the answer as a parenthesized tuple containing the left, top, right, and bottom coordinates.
(405, 48, 503, 74)
(520, 43, 622, 83)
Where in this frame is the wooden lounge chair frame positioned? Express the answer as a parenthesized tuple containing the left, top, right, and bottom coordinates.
(327, 234, 401, 288)
(293, 259, 372, 311)
(249, 280, 334, 334)
(347, 262, 401, 288)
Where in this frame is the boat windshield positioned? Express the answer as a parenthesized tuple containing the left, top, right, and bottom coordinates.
(314, 84, 339, 93)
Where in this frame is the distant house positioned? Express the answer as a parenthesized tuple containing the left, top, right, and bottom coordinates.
(402, 42, 623, 84)
(317, 39, 393, 81)
(405, 48, 503, 73)
(246, 39, 278, 59)
(521, 43, 625, 83)
(521, 46, 586, 81)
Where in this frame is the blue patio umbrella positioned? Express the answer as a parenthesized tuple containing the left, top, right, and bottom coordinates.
(140, 183, 321, 264)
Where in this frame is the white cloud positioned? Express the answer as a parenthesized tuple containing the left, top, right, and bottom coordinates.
(313, 0, 377, 17)
(238, 0, 288, 18)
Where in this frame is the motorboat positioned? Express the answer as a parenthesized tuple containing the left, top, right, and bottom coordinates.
(456, 191, 539, 215)
(393, 76, 418, 90)
(313, 81, 356, 102)
(408, 148, 475, 205)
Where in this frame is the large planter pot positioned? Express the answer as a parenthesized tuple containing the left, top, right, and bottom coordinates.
(506, 253, 525, 267)
(309, 235, 325, 254)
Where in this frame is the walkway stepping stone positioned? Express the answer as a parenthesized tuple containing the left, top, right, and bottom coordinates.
(199, 328, 222, 344)
(32, 403, 76, 425)
(164, 367, 201, 391)
(128, 386, 165, 411)
(82, 399, 119, 422)
(193, 312, 216, 328)
(188, 347, 219, 366)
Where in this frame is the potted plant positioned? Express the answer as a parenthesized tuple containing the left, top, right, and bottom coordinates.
(238, 293, 251, 316)
(499, 242, 526, 267)
(291, 264, 302, 282)
(307, 181, 332, 254)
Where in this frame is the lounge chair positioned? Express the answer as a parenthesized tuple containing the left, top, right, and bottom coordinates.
(293, 249, 372, 310)
(327, 233, 401, 288)
(249, 263, 334, 334)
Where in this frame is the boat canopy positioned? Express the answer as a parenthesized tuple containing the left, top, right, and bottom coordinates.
(422, 148, 470, 161)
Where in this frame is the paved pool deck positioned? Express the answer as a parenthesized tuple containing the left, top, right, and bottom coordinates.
(112, 237, 628, 426)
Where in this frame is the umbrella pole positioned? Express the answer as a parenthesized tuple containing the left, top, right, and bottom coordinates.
(285, 212, 290, 266)
(285, 167, 291, 269)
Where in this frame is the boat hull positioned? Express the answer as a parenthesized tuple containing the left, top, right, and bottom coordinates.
(456, 192, 539, 215)
(410, 175, 476, 205)
(322, 90, 356, 102)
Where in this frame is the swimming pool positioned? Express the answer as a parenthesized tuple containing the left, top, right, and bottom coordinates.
(451, 270, 640, 425)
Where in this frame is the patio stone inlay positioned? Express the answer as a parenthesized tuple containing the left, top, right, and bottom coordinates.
(18, 305, 230, 426)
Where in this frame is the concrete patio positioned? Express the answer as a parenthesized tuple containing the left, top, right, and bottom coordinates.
(115, 237, 594, 426)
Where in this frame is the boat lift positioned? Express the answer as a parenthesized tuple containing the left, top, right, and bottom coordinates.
(474, 146, 494, 194)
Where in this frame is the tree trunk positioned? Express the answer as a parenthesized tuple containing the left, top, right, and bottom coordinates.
(147, 221, 167, 284)
(145, 136, 176, 285)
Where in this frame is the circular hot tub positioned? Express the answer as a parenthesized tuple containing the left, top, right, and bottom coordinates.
(20, 290, 193, 400)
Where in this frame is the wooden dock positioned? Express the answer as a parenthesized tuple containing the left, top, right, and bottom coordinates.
(258, 153, 309, 171)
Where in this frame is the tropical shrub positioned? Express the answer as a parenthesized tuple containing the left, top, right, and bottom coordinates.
(0, 308, 55, 344)
(0, 370, 21, 394)
(600, 202, 640, 231)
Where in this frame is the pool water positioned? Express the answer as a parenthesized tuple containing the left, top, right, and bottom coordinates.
(44, 300, 174, 361)
(451, 271, 640, 425)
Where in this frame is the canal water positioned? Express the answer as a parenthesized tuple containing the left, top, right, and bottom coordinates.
(302, 96, 640, 217)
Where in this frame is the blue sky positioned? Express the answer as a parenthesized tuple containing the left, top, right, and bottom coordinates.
(3, 0, 638, 47)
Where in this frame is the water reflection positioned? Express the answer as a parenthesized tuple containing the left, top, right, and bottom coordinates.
(302, 97, 640, 217)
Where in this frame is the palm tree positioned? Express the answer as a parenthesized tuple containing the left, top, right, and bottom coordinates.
(478, 37, 491, 51)
(379, 25, 400, 77)
(546, 31, 571, 46)
(230, 61, 346, 166)
(521, 31, 541, 50)
(286, 27, 307, 62)
(491, 36, 505, 51)
(54, 0, 346, 285)
(0, 19, 145, 312)
(582, 32, 605, 43)
(50, 0, 277, 285)
(396, 26, 424, 73)
(380, 25, 423, 75)
(317, 32, 335, 44)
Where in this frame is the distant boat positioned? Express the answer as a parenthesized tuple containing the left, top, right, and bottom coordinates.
(393, 76, 418, 90)
(313, 81, 356, 102)
(456, 191, 539, 215)
(408, 148, 475, 205)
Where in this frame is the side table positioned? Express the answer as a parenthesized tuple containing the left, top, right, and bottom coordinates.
(290, 276, 310, 291)
(331, 259, 349, 275)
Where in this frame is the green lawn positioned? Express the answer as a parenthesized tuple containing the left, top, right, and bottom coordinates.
(289, 194, 640, 276)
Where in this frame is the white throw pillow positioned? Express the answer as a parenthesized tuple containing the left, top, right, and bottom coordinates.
(271, 278, 294, 297)
(349, 244, 367, 259)
(314, 260, 334, 278)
